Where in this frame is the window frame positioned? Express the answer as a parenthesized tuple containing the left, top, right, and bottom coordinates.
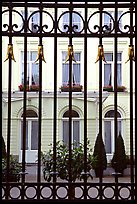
(21, 51, 39, 86)
(62, 51, 81, 86)
(104, 110, 123, 155)
(103, 52, 122, 87)
(62, 110, 80, 146)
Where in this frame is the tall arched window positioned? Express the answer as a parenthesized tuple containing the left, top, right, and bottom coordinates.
(20, 110, 38, 163)
(62, 110, 80, 146)
(104, 110, 122, 155)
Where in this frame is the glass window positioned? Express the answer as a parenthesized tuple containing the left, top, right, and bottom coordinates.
(21, 10, 39, 33)
(62, 110, 80, 147)
(104, 110, 122, 154)
(62, 12, 81, 32)
(21, 110, 38, 151)
(104, 52, 122, 87)
(62, 51, 81, 85)
(103, 11, 122, 32)
(21, 51, 39, 85)
(31, 12, 39, 33)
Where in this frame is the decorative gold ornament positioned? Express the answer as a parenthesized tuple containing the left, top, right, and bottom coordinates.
(65, 45, 77, 63)
(4, 43, 16, 62)
(34, 45, 46, 63)
(95, 45, 107, 63)
(125, 45, 135, 63)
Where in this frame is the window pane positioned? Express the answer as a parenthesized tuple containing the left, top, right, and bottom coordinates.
(74, 53, 81, 61)
(63, 121, 69, 146)
(117, 121, 122, 136)
(62, 13, 69, 32)
(117, 53, 122, 61)
(63, 110, 79, 118)
(104, 121, 111, 153)
(105, 110, 121, 118)
(31, 13, 39, 33)
(104, 64, 111, 86)
(21, 121, 28, 150)
(31, 121, 38, 150)
(73, 121, 79, 146)
(72, 13, 81, 32)
(105, 53, 113, 61)
(21, 51, 39, 85)
(21, 110, 38, 118)
(62, 12, 81, 32)
(31, 51, 37, 61)
(117, 64, 122, 86)
(32, 64, 39, 85)
(73, 64, 80, 84)
(62, 64, 69, 85)
(62, 51, 67, 61)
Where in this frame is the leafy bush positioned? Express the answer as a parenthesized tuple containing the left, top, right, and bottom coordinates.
(41, 140, 96, 182)
(2, 155, 22, 182)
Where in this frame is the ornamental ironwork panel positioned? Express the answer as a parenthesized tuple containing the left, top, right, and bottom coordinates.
(2, 1, 135, 202)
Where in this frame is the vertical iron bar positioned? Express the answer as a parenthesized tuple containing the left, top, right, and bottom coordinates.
(5, 2, 12, 200)
(129, 1, 134, 200)
(83, 1, 88, 200)
(37, 1, 43, 199)
(52, 1, 58, 199)
(114, 2, 118, 200)
(68, 1, 73, 199)
(98, 2, 103, 200)
(21, 2, 28, 200)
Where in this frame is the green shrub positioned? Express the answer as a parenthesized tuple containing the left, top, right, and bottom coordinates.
(111, 132, 128, 175)
(41, 140, 95, 182)
(2, 155, 22, 182)
(92, 133, 107, 177)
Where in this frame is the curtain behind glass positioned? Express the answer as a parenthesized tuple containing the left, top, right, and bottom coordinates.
(31, 121, 38, 150)
(21, 121, 28, 150)
(63, 121, 69, 146)
(104, 121, 111, 153)
(104, 64, 111, 86)
(73, 121, 79, 146)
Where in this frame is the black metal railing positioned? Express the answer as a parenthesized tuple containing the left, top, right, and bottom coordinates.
(2, 1, 135, 201)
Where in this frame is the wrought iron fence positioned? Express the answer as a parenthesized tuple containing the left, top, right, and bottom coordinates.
(2, 1, 135, 201)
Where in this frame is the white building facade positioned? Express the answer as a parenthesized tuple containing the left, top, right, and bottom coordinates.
(2, 3, 135, 163)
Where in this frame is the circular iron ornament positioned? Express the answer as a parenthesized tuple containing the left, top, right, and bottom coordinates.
(87, 186, 99, 199)
(118, 11, 135, 34)
(25, 185, 37, 199)
(57, 11, 84, 34)
(27, 10, 54, 33)
(75, 186, 84, 199)
(119, 186, 131, 200)
(102, 186, 115, 199)
(87, 11, 114, 34)
(40, 186, 53, 199)
(56, 186, 68, 199)
(9, 186, 21, 199)
(2, 9, 25, 33)
(2, 186, 6, 199)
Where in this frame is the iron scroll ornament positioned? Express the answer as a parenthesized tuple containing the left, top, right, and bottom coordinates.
(27, 10, 54, 33)
(2, 9, 25, 33)
(57, 11, 85, 34)
(87, 10, 135, 35)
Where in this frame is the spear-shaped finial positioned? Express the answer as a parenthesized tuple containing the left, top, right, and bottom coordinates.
(4, 43, 16, 62)
(125, 45, 135, 63)
(65, 45, 77, 63)
(95, 45, 107, 63)
(34, 45, 46, 63)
